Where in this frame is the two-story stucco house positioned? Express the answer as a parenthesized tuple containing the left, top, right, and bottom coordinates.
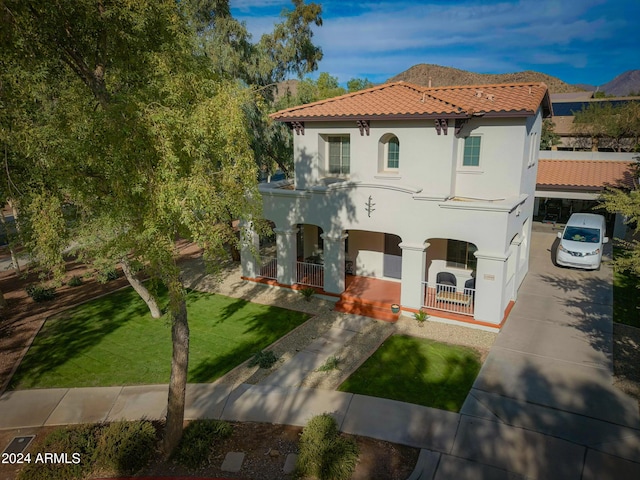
(241, 81, 552, 330)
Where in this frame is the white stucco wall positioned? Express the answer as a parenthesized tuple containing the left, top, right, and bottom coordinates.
(252, 110, 544, 325)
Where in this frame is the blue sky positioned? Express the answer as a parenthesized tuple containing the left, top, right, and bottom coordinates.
(230, 0, 639, 87)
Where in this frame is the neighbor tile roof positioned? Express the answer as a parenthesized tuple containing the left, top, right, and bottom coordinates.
(537, 159, 636, 190)
(270, 81, 551, 121)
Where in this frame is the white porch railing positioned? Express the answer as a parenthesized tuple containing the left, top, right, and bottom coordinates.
(258, 256, 277, 280)
(296, 261, 324, 288)
(422, 281, 475, 316)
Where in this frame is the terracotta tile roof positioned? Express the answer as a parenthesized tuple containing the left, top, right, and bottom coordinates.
(537, 159, 636, 190)
(270, 81, 551, 121)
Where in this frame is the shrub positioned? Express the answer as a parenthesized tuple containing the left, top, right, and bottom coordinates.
(317, 355, 341, 372)
(248, 350, 278, 369)
(67, 275, 83, 287)
(97, 268, 119, 283)
(413, 309, 429, 324)
(26, 284, 56, 302)
(300, 287, 315, 301)
(17, 424, 99, 480)
(297, 414, 359, 480)
(172, 420, 233, 470)
(94, 420, 157, 475)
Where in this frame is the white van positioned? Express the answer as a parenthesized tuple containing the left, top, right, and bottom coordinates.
(556, 213, 608, 270)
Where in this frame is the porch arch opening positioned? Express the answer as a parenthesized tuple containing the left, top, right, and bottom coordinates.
(423, 237, 478, 317)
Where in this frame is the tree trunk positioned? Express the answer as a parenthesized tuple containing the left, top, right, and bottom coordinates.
(163, 295, 189, 456)
(120, 257, 162, 319)
(0, 208, 20, 275)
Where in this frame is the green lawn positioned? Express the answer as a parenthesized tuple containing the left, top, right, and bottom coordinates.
(10, 287, 308, 389)
(338, 335, 480, 412)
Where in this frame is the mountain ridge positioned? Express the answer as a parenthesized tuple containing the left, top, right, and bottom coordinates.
(386, 64, 582, 93)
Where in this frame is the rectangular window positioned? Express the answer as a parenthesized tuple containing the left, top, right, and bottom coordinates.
(446, 240, 477, 271)
(463, 136, 481, 167)
(328, 136, 350, 175)
(387, 139, 399, 169)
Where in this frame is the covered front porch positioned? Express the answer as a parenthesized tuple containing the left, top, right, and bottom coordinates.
(242, 225, 515, 329)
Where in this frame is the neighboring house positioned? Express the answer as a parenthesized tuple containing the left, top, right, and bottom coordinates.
(549, 95, 640, 152)
(241, 81, 552, 330)
(535, 150, 637, 237)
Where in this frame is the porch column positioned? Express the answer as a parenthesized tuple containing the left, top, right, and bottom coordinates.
(399, 242, 428, 310)
(510, 233, 525, 295)
(321, 232, 348, 294)
(240, 222, 260, 278)
(275, 227, 298, 286)
(474, 251, 510, 325)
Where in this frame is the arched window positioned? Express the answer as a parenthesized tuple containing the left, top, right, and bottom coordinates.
(378, 134, 400, 172)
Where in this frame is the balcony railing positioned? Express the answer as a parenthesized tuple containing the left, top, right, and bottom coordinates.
(258, 256, 277, 280)
(296, 261, 324, 288)
(422, 281, 475, 316)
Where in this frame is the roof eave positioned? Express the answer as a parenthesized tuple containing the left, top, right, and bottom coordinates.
(536, 185, 603, 191)
(480, 110, 537, 118)
(271, 113, 471, 122)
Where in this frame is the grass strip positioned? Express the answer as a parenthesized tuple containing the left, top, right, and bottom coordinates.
(338, 335, 480, 412)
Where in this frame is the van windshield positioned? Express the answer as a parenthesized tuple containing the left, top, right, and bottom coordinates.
(562, 227, 600, 243)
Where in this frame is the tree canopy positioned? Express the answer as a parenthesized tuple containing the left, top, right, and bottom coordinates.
(572, 101, 640, 152)
(540, 119, 561, 150)
(0, 0, 324, 453)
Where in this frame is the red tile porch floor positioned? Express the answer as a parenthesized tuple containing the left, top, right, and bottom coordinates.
(244, 274, 509, 328)
(334, 275, 402, 322)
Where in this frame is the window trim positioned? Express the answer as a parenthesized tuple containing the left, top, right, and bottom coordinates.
(386, 136, 400, 170)
(327, 135, 350, 176)
(527, 131, 538, 168)
(461, 135, 482, 168)
(378, 133, 400, 174)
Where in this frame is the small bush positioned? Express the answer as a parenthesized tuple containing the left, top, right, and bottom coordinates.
(317, 355, 341, 372)
(249, 350, 278, 369)
(172, 420, 233, 470)
(17, 424, 99, 480)
(413, 309, 429, 324)
(300, 287, 316, 301)
(297, 414, 359, 480)
(67, 275, 83, 287)
(97, 268, 119, 283)
(94, 420, 157, 475)
(26, 284, 56, 302)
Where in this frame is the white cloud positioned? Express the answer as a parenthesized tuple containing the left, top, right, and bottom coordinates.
(232, 0, 638, 85)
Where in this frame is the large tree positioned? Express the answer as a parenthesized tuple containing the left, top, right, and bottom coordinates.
(599, 156, 640, 273)
(0, 0, 322, 453)
(572, 102, 640, 152)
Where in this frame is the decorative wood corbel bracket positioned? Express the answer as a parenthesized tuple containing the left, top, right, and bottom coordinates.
(288, 121, 305, 135)
(435, 119, 449, 135)
(357, 120, 370, 136)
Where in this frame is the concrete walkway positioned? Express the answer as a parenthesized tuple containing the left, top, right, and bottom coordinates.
(1, 230, 640, 479)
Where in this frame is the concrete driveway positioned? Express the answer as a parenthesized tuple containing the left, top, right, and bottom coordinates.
(454, 227, 640, 479)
